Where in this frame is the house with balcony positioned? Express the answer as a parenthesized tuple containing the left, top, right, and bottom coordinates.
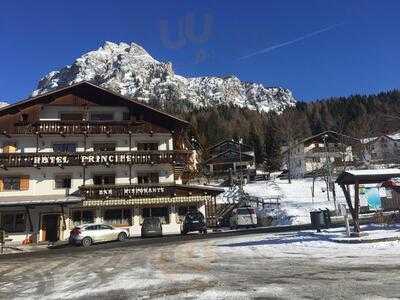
(361, 133, 400, 164)
(282, 131, 357, 178)
(0, 82, 222, 245)
(204, 140, 255, 176)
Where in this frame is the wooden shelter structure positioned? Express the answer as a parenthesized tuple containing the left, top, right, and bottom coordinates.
(336, 169, 400, 234)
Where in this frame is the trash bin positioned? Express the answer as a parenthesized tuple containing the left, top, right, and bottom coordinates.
(310, 210, 325, 232)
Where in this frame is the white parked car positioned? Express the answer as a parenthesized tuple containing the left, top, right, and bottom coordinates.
(69, 223, 129, 247)
(230, 207, 258, 229)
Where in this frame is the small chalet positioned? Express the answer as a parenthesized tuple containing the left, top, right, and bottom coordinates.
(282, 131, 358, 178)
(361, 133, 400, 164)
(205, 140, 255, 176)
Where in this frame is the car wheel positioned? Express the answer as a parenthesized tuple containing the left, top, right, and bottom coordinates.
(118, 232, 127, 242)
(81, 237, 92, 247)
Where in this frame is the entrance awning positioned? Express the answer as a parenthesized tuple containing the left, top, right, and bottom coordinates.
(83, 195, 212, 207)
(0, 195, 83, 207)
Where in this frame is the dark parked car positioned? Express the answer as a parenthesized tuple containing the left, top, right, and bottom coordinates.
(181, 210, 207, 234)
(141, 217, 162, 238)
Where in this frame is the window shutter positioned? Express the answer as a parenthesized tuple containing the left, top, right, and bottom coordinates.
(20, 176, 29, 191)
(0, 177, 3, 192)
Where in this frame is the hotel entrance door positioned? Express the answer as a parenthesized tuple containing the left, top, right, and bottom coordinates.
(41, 214, 60, 242)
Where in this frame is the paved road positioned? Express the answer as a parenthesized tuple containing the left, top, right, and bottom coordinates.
(1, 231, 400, 299)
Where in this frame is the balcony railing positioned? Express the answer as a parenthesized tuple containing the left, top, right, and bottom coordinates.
(0, 150, 192, 169)
(14, 120, 168, 135)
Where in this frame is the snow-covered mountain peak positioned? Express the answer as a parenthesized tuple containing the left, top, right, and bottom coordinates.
(32, 41, 296, 112)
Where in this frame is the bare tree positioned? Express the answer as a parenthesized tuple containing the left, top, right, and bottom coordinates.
(270, 109, 310, 184)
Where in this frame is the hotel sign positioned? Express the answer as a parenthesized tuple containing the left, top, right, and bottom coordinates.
(81, 184, 173, 200)
(32, 153, 162, 165)
(0, 151, 189, 168)
(95, 186, 166, 197)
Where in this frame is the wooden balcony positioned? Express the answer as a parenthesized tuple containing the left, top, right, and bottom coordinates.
(0, 150, 192, 169)
(14, 120, 169, 135)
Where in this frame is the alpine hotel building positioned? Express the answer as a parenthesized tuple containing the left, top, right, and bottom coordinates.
(0, 82, 221, 244)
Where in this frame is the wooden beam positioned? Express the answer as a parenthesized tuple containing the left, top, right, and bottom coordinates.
(353, 181, 361, 234)
(25, 206, 35, 236)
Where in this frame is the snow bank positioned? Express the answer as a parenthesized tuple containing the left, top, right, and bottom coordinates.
(244, 178, 348, 225)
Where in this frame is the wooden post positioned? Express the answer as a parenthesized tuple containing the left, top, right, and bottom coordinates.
(25, 206, 35, 243)
(82, 165, 86, 186)
(129, 165, 132, 185)
(340, 183, 360, 235)
(353, 180, 361, 234)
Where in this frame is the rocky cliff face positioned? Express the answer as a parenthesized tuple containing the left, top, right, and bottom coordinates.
(33, 41, 296, 113)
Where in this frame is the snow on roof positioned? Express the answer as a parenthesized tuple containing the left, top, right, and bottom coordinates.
(360, 137, 378, 144)
(387, 132, 400, 140)
(361, 132, 400, 144)
(346, 169, 400, 176)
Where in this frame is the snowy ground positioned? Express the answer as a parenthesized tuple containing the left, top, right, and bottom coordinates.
(242, 178, 348, 225)
(1, 230, 400, 299)
(314, 224, 400, 242)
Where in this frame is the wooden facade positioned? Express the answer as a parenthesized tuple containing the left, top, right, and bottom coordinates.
(0, 82, 222, 244)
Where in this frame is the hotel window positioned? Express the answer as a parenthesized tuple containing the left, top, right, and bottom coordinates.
(93, 174, 115, 185)
(137, 173, 159, 184)
(90, 113, 114, 122)
(55, 175, 72, 189)
(137, 142, 159, 151)
(3, 176, 21, 191)
(53, 143, 77, 153)
(104, 208, 132, 226)
(72, 210, 94, 226)
(123, 112, 131, 121)
(0, 176, 29, 191)
(142, 207, 169, 224)
(2, 142, 17, 153)
(93, 143, 116, 152)
(60, 113, 83, 121)
(1, 212, 26, 233)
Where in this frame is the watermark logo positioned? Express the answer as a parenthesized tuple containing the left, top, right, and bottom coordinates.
(160, 13, 213, 64)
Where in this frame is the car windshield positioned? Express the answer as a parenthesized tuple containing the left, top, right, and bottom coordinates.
(237, 208, 255, 215)
(144, 218, 160, 225)
(187, 211, 203, 220)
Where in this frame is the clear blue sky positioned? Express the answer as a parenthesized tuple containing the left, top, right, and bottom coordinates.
(1, 1, 399, 103)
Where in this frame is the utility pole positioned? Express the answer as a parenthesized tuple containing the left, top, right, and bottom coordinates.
(324, 134, 337, 212)
(239, 138, 243, 192)
(323, 134, 330, 203)
(287, 143, 292, 184)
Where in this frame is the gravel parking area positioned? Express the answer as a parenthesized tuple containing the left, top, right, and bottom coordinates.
(1, 231, 400, 299)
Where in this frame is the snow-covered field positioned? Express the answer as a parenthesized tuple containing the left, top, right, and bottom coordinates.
(242, 178, 348, 225)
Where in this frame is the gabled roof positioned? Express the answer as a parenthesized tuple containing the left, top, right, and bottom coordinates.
(0, 81, 190, 130)
(282, 130, 359, 154)
(205, 149, 254, 164)
(298, 130, 359, 145)
(336, 168, 400, 185)
(208, 139, 253, 152)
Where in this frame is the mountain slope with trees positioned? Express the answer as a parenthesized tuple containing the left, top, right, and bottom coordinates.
(182, 90, 400, 170)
